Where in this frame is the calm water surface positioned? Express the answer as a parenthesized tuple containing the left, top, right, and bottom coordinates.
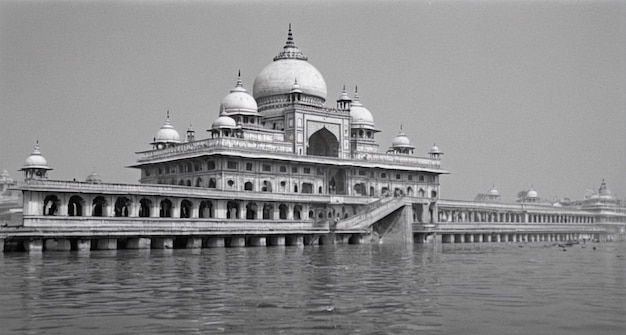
(1, 242, 625, 334)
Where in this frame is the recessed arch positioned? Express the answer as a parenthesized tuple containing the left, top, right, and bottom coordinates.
(68, 195, 84, 216)
(114, 197, 130, 217)
(92, 196, 107, 217)
(307, 127, 339, 157)
(180, 199, 192, 218)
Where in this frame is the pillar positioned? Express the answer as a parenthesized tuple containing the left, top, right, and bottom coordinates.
(205, 237, 225, 248)
(24, 239, 43, 252)
(186, 237, 202, 249)
(348, 234, 363, 244)
(303, 235, 318, 245)
(286, 235, 304, 246)
(0, 238, 3, 252)
(45, 239, 71, 251)
(320, 234, 335, 245)
(476, 234, 483, 243)
(127, 238, 151, 249)
(228, 236, 246, 247)
(76, 239, 91, 251)
(152, 237, 174, 249)
(247, 236, 266, 247)
(268, 236, 286, 246)
(467, 234, 474, 243)
(97, 238, 117, 250)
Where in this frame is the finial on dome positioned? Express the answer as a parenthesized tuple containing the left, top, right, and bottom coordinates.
(354, 86, 359, 101)
(400, 123, 403, 130)
(274, 24, 307, 61)
(236, 70, 243, 87)
(287, 23, 294, 46)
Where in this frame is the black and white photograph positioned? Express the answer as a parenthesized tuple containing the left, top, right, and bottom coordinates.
(1, 1, 625, 334)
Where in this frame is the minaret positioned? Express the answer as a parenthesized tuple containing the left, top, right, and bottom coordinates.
(20, 141, 53, 180)
(336, 85, 351, 111)
(429, 143, 443, 160)
(186, 124, 195, 142)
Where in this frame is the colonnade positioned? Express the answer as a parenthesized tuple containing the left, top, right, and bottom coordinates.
(5, 233, 370, 253)
(33, 193, 325, 222)
(438, 209, 594, 224)
(439, 232, 600, 244)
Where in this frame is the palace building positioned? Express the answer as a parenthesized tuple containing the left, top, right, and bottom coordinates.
(1, 26, 624, 251)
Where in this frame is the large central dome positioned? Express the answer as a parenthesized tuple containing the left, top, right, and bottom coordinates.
(253, 26, 327, 102)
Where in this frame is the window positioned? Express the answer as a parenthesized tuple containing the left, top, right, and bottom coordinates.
(246, 162, 253, 171)
(279, 166, 287, 173)
(381, 173, 387, 178)
(158, 168, 163, 175)
(430, 175, 437, 183)
(207, 161, 216, 170)
(227, 180, 235, 187)
(303, 167, 311, 174)
(419, 175, 425, 182)
(194, 164, 201, 172)
(292, 167, 298, 173)
(227, 161, 238, 170)
(317, 168, 324, 176)
(262, 164, 272, 172)
(359, 170, 366, 176)
(145, 169, 151, 177)
(396, 174, 401, 180)
(408, 175, 413, 181)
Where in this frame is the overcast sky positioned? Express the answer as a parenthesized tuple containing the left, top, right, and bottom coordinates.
(1, 0, 624, 202)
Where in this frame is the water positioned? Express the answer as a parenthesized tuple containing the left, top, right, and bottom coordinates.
(1, 242, 625, 335)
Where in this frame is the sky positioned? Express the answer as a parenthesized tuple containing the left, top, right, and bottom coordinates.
(0, 0, 624, 202)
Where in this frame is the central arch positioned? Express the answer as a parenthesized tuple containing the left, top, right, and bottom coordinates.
(308, 127, 338, 157)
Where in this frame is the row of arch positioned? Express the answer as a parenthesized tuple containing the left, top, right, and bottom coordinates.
(41, 195, 339, 221)
(438, 209, 595, 224)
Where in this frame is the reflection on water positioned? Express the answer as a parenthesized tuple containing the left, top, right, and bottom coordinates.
(1, 242, 625, 334)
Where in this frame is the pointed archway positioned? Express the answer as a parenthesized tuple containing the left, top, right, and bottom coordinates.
(308, 127, 339, 157)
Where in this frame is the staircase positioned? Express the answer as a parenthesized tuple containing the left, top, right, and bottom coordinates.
(334, 196, 407, 231)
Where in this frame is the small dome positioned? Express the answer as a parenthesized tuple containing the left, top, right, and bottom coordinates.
(337, 86, 351, 102)
(220, 74, 258, 116)
(154, 113, 180, 143)
(429, 144, 442, 155)
(487, 186, 499, 196)
(22, 143, 51, 170)
(350, 89, 375, 127)
(0, 169, 13, 183)
(527, 188, 538, 198)
(212, 116, 237, 129)
(391, 130, 413, 148)
(86, 171, 102, 184)
(290, 79, 303, 94)
(253, 26, 327, 102)
(598, 179, 611, 196)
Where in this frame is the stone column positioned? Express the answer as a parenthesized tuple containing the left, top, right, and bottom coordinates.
(96, 239, 117, 250)
(0, 238, 4, 252)
(152, 237, 173, 249)
(238, 203, 246, 220)
(268, 235, 286, 246)
(214, 200, 227, 219)
(45, 239, 71, 251)
(286, 235, 304, 246)
(76, 239, 91, 251)
(304, 235, 318, 245)
(320, 234, 335, 245)
(127, 238, 151, 249)
(228, 236, 246, 247)
(186, 237, 202, 249)
(247, 236, 266, 247)
(205, 237, 225, 248)
(24, 239, 43, 252)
